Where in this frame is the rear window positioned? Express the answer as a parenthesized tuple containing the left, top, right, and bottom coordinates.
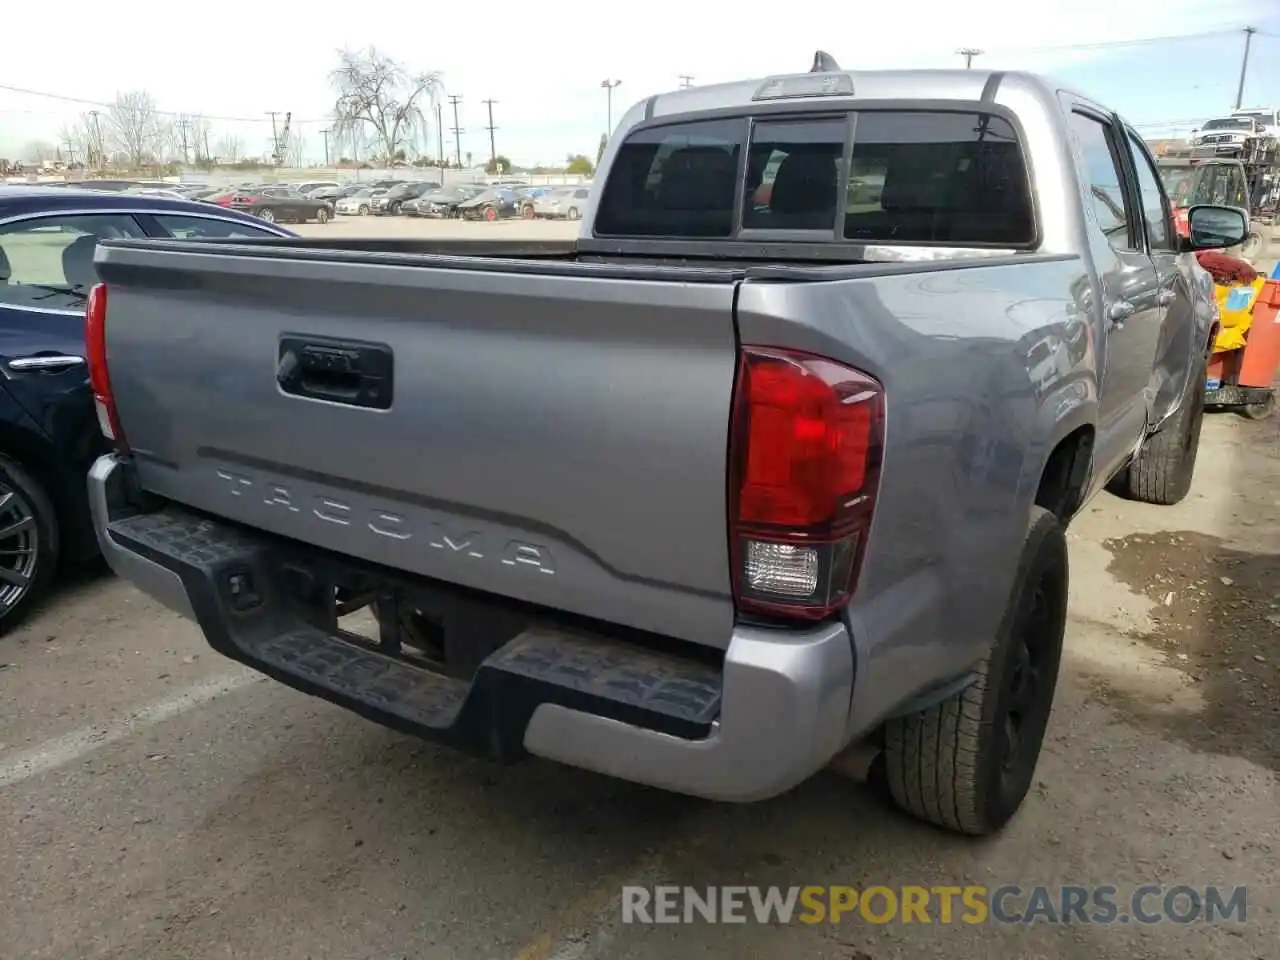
(593, 110, 1035, 246)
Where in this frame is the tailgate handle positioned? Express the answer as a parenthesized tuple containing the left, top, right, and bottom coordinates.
(277, 336, 394, 410)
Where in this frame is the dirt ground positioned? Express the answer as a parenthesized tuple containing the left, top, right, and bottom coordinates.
(0, 220, 1276, 959)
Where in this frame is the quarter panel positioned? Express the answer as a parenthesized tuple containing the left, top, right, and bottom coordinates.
(734, 257, 1093, 734)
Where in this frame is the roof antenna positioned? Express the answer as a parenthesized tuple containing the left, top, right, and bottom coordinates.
(810, 50, 841, 73)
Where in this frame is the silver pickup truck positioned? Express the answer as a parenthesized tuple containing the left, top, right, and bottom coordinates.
(85, 61, 1247, 836)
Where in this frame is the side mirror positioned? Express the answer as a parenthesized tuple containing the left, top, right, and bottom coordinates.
(1183, 204, 1249, 251)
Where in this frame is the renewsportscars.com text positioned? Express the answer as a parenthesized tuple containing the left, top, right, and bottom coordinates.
(621, 885, 1248, 925)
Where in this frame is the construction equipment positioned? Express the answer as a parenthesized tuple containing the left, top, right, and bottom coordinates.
(1204, 260, 1280, 420)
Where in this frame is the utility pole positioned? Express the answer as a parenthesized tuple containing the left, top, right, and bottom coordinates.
(956, 48, 983, 69)
(61, 135, 77, 166)
(482, 99, 498, 167)
(87, 109, 103, 168)
(448, 95, 464, 167)
(1234, 26, 1257, 110)
(436, 103, 446, 172)
(176, 117, 191, 165)
(601, 79, 622, 135)
(678, 75, 694, 89)
(320, 128, 331, 167)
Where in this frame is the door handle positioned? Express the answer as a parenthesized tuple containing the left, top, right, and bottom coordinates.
(7, 355, 85, 371)
(1107, 300, 1136, 326)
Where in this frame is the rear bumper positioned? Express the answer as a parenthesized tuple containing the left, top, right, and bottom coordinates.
(89, 454, 854, 802)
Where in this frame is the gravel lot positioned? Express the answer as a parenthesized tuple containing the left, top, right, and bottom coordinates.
(0, 218, 1276, 959)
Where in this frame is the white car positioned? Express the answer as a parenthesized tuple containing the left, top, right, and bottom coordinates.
(1190, 116, 1263, 156)
(334, 189, 386, 216)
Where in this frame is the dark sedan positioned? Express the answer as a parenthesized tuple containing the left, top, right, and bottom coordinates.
(228, 187, 332, 224)
(457, 187, 522, 221)
(0, 187, 295, 629)
(370, 181, 441, 216)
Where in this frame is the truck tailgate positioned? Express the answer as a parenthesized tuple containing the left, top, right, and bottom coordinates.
(94, 242, 740, 646)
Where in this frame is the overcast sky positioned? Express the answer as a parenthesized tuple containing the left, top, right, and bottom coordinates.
(2, 0, 1278, 166)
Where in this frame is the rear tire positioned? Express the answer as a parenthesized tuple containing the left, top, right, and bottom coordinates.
(883, 507, 1067, 835)
(567, 206, 580, 221)
(358, 204, 369, 216)
(1241, 392, 1275, 420)
(1111, 363, 1206, 505)
(0, 455, 59, 635)
(257, 207, 276, 223)
(315, 206, 330, 224)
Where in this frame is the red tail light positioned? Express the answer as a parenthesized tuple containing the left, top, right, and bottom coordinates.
(728, 346, 884, 620)
(85, 284, 128, 452)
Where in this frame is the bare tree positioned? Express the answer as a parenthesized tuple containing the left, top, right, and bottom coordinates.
(23, 140, 55, 164)
(284, 129, 307, 166)
(330, 47, 443, 164)
(217, 133, 243, 162)
(189, 116, 213, 163)
(58, 120, 91, 165)
(106, 91, 164, 167)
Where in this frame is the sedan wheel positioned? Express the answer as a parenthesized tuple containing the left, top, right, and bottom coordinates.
(358, 204, 369, 216)
(0, 456, 58, 634)
(315, 206, 330, 224)
(258, 207, 276, 223)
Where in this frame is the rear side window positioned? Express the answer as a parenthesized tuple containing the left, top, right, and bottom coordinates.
(842, 112, 1034, 244)
(594, 110, 1034, 246)
(594, 118, 742, 237)
(744, 118, 844, 231)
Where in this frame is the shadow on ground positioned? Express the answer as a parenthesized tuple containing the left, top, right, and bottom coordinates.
(1096, 415, 1280, 771)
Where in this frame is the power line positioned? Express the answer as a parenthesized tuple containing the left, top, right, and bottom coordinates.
(0, 81, 331, 124)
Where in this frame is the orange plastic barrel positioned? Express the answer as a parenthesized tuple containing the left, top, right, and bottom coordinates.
(1238, 279, 1280, 388)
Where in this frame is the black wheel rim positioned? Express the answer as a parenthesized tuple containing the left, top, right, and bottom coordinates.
(999, 580, 1053, 781)
(0, 483, 39, 614)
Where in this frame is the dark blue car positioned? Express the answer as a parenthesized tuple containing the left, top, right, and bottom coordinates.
(0, 186, 295, 629)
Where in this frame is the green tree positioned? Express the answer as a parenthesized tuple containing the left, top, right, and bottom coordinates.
(485, 153, 513, 174)
(565, 154, 594, 175)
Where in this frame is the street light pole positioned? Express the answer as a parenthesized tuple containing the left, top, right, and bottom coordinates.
(601, 79, 622, 136)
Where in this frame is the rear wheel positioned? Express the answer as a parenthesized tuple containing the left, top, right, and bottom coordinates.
(257, 207, 276, 223)
(390, 201, 402, 216)
(315, 206, 330, 224)
(1242, 391, 1275, 420)
(883, 507, 1067, 835)
(358, 204, 369, 216)
(567, 206, 580, 221)
(0, 455, 59, 634)
(1111, 363, 1206, 505)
